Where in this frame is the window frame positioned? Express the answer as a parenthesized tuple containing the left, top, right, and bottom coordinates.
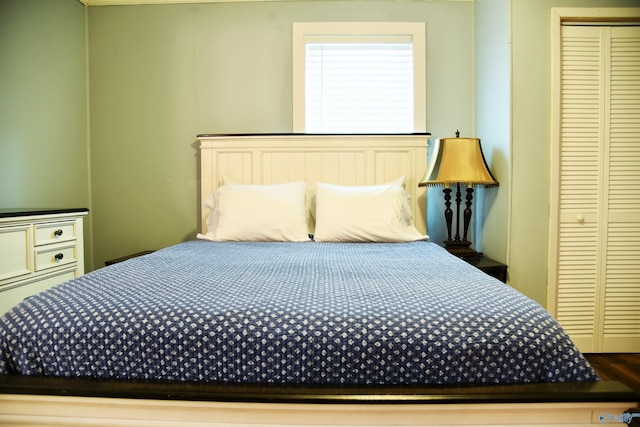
(292, 22, 426, 134)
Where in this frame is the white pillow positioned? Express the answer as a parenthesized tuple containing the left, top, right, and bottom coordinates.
(221, 176, 315, 235)
(313, 182, 428, 243)
(198, 182, 310, 242)
(308, 175, 409, 219)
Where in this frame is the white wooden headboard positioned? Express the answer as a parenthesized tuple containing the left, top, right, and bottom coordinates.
(198, 134, 429, 235)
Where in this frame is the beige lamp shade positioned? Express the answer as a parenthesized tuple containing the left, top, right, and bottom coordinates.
(419, 136, 498, 188)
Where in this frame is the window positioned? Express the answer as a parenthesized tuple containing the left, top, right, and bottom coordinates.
(293, 22, 426, 134)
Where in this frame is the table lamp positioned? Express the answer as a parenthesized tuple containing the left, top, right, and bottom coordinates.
(419, 131, 498, 258)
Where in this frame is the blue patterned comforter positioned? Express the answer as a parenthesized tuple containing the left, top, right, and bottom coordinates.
(0, 241, 597, 384)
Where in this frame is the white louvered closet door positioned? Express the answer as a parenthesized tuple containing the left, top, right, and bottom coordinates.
(550, 24, 640, 353)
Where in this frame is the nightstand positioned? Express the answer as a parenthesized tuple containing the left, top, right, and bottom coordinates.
(105, 250, 154, 266)
(464, 255, 507, 283)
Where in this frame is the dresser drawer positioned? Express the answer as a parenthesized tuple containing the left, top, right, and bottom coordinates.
(0, 268, 77, 315)
(35, 243, 77, 271)
(34, 221, 77, 246)
(0, 225, 32, 282)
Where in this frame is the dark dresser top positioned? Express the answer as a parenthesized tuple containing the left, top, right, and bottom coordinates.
(0, 208, 89, 219)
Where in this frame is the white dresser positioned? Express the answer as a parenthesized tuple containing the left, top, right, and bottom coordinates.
(0, 208, 88, 315)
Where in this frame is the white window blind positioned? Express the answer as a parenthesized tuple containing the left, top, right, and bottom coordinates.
(305, 40, 414, 133)
(292, 22, 426, 134)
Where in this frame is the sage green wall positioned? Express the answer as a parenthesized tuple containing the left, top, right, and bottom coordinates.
(0, 0, 93, 268)
(88, 1, 476, 267)
(509, 0, 638, 304)
(474, 0, 510, 265)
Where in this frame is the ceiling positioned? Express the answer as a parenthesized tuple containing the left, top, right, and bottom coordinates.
(79, 0, 299, 5)
(79, 0, 454, 5)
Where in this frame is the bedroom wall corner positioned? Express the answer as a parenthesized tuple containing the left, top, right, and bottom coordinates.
(474, 0, 510, 266)
(0, 0, 93, 269)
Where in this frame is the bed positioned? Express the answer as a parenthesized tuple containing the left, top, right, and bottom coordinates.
(0, 134, 637, 426)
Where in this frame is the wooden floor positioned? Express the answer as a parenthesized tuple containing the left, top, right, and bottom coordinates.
(585, 353, 640, 392)
(584, 354, 640, 427)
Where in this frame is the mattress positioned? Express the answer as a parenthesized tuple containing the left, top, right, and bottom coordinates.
(0, 241, 598, 385)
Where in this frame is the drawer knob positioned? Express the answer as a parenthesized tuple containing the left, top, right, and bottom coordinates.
(54, 229, 63, 237)
(54, 253, 64, 261)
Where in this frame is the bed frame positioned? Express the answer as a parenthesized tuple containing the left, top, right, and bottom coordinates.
(1, 134, 638, 427)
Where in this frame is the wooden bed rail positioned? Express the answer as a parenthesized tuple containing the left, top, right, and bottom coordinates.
(1, 376, 638, 427)
(0, 375, 637, 404)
